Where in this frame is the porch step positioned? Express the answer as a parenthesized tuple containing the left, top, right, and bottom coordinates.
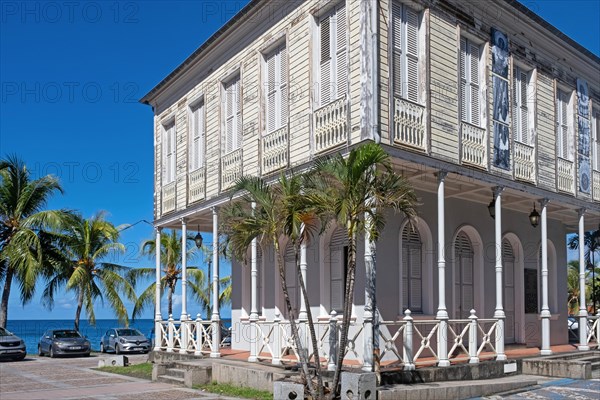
(156, 374, 185, 386)
(521, 350, 600, 379)
(165, 368, 186, 379)
(378, 375, 538, 400)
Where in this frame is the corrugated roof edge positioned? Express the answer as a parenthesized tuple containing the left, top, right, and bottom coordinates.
(139, 0, 599, 107)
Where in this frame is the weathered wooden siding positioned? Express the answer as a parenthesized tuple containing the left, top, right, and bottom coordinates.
(348, 0, 361, 144)
(536, 72, 556, 191)
(428, 9, 459, 163)
(379, 0, 390, 144)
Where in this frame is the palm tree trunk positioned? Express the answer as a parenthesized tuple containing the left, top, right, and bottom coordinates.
(0, 267, 15, 329)
(295, 243, 324, 399)
(167, 285, 174, 317)
(74, 287, 84, 331)
(332, 222, 357, 398)
(274, 240, 316, 399)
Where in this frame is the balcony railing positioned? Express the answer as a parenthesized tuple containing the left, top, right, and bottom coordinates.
(314, 96, 348, 154)
(593, 171, 600, 202)
(221, 148, 243, 191)
(188, 167, 205, 204)
(557, 157, 574, 194)
(262, 127, 289, 175)
(393, 97, 426, 151)
(514, 142, 535, 183)
(461, 122, 487, 169)
(162, 181, 176, 214)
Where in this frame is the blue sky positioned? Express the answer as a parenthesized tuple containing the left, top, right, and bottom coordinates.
(0, 0, 598, 321)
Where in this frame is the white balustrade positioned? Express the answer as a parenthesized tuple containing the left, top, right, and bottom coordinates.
(593, 171, 600, 201)
(447, 319, 471, 362)
(157, 321, 169, 351)
(514, 141, 535, 183)
(378, 319, 406, 366)
(314, 97, 348, 153)
(393, 98, 426, 151)
(188, 167, 206, 204)
(221, 149, 243, 190)
(262, 127, 289, 174)
(162, 182, 176, 214)
(476, 319, 499, 360)
(557, 157, 574, 193)
(586, 313, 600, 347)
(461, 122, 487, 169)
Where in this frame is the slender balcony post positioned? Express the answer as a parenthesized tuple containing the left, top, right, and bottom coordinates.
(578, 209, 590, 350)
(299, 224, 308, 322)
(248, 202, 259, 362)
(493, 187, 506, 361)
(468, 309, 479, 364)
(403, 309, 415, 371)
(272, 312, 282, 365)
(211, 207, 221, 358)
(180, 218, 188, 321)
(540, 199, 552, 355)
(436, 171, 450, 367)
(363, 205, 376, 372)
(328, 310, 338, 371)
(154, 226, 163, 351)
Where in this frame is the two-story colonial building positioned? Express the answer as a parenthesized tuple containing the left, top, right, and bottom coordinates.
(141, 0, 600, 369)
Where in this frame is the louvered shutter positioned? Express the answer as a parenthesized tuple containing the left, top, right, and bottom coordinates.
(267, 52, 277, 133)
(455, 232, 474, 318)
(469, 42, 480, 126)
(594, 111, 600, 171)
(235, 78, 242, 150)
(392, 2, 403, 98)
(520, 71, 529, 143)
(284, 243, 298, 317)
(557, 89, 570, 159)
(402, 225, 422, 312)
(405, 7, 419, 103)
(513, 68, 529, 144)
(335, 5, 347, 99)
(164, 122, 175, 183)
(330, 228, 347, 312)
(225, 81, 234, 153)
(320, 14, 331, 105)
(280, 45, 288, 128)
(190, 103, 204, 170)
(460, 38, 468, 122)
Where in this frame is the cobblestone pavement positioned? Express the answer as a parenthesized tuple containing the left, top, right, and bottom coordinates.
(493, 378, 600, 399)
(0, 354, 240, 400)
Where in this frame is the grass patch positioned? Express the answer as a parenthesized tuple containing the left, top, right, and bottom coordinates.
(194, 382, 273, 400)
(97, 362, 153, 380)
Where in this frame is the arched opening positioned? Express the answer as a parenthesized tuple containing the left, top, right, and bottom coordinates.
(502, 232, 525, 344)
(283, 241, 300, 319)
(329, 227, 348, 313)
(454, 232, 474, 318)
(502, 239, 516, 343)
(401, 224, 422, 313)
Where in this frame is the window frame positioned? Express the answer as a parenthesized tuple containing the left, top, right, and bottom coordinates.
(188, 98, 205, 172)
(556, 87, 574, 161)
(460, 36, 484, 127)
(222, 74, 242, 155)
(317, 2, 347, 107)
(512, 65, 534, 145)
(263, 42, 288, 134)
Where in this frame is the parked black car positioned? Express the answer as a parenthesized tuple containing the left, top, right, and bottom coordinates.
(100, 328, 150, 354)
(38, 329, 91, 358)
(0, 327, 26, 361)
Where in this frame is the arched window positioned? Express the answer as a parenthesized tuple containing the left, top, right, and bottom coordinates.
(402, 224, 422, 312)
(330, 227, 348, 313)
(502, 239, 515, 343)
(284, 242, 299, 318)
(454, 232, 474, 318)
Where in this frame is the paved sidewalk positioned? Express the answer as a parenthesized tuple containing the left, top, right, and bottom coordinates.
(0, 355, 241, 400)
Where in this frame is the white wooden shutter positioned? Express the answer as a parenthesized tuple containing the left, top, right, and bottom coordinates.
(513, 67, 529, 144)
(402, 225, 422, 312)
(320, 14, 332, 105)
(503, 240, 515, 342)
(284, 243, 298, 317)
(224, 77, 241, 154)
(594, 111, 600, 171)
(335, 5, 347, 100)
(392, 3, 419, 103)
(455, 232, 474, 318)
(163, 122, 175, 183)
(319, 4, 346, 106)
(557, 89, 569, 159)
(190, 102, 204, 171)
(461, 38, 480, 126)
(266, 45, 288, 133)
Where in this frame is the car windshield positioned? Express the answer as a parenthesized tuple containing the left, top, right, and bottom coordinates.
(117, 329, 142, 336)
(0, 327, 14, 336)
(54, 330, 81, 338)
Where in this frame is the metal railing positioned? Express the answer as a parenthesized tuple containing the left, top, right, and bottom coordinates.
(161, 181, 176, 214)
(314, 96, 348, 154)
(514, 141, 535, 183)
(393, 97, 426, 151)
(461, 122, 487, 169)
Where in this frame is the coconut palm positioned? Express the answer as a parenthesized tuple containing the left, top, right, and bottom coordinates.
(127, 230, 231, 320)
(220, 175, 318, 399)
(305, 142, 417, 396)
(0, 155, 69, 328)
(41, 212, 136, 331)
(567, 261, 584, 315)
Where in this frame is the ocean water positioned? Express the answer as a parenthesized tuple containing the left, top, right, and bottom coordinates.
(5, 318, 231, 354)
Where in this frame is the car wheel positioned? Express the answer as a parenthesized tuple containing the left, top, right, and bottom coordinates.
(38, 345, 44, 357)
(84, 352, 90, 357)
(14, 354, 26, 361)
(100, 343, 105, 353)
(115, 344, 120, 355)
(49, 346, 55, 358)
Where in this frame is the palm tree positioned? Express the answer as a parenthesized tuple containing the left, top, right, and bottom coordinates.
(568, 228, 600, 312)
(567, 260, 584, 315)
(127, 230, 231, 320)
(41, 212, 136, 331)
(0, 155, 69, 328)
(305, 142, 417, 396)
(220, 175, 318, 399)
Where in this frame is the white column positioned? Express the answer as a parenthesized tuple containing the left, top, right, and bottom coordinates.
(211, 207, 221, 358)
(540, 199, 552, 355)
(436, 171, 450, 367)
(363, 210, 375, 372)
(248, 203, 259, 363)
(180, 218, 188, 321)
(154, 226, 162, 351)
(493, 187, 506, 361)
(578, 208, 590, 350)
(298, 230, 308, 321)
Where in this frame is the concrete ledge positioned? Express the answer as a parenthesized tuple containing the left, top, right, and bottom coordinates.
(212, 359, 295, 393)
(521, 351, 599, 379)
(98, 355, 129, 368)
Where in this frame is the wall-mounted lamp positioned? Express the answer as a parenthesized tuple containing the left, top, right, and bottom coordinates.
(194, 225, 203, 249)
(528, 203, 540, 228)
